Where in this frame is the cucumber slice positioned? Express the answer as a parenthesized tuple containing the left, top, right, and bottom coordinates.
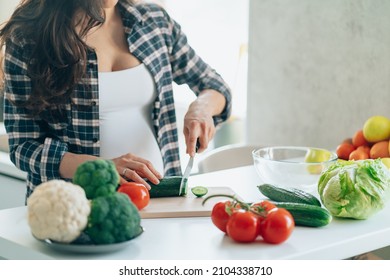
(191, 186, 208, 197)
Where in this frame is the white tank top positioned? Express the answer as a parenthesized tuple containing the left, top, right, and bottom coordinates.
(98, 64, 164, 174)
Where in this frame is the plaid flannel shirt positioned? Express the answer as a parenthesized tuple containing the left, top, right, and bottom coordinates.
(3, 1, 231, 197)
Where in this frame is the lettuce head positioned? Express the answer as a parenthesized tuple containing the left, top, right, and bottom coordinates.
(318, 159, 390, 219)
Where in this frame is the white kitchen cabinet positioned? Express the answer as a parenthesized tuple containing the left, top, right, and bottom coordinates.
(0, 175, 26, 210)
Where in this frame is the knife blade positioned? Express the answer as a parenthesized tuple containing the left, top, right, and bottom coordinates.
(179, 141, 200, 196)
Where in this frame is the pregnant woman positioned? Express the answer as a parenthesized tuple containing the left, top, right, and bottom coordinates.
(0, 0, 231, 198)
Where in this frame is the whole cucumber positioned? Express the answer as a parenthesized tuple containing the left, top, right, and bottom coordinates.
(258, 184, 321, 206)
(272, 202, 332, 227)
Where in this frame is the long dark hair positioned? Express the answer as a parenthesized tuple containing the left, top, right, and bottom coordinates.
(0, 0, 129, 116)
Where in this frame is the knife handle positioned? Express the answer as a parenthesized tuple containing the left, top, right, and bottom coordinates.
(195, 139, 201, 153)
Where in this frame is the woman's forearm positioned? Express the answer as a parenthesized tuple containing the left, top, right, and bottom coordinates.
(193, 89, 227, 117)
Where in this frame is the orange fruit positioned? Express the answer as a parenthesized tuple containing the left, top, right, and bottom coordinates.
(352, 130, 369, 147)
(363, 116, 390, 143)
(349, 149, 369, 161)
(336, 142, 355, 160)
(370, 141, 390, 159)
(356, 145, 371, 155)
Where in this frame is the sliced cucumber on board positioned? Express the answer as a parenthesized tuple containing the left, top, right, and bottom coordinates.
(148, 176, 184, 198)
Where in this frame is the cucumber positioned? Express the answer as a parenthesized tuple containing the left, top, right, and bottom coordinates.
(147, 176, 185, 198)
(272, 202, 332, 227)
(257, 184, 321, 206)
(191, 186, 208, 197)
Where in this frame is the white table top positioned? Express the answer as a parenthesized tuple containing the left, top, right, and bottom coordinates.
(1, 165, 390, 260)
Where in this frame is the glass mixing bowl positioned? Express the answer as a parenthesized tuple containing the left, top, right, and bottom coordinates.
(252, 146, 338, 193)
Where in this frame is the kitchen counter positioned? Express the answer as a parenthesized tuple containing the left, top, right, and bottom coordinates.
(1, 165, 390, 260)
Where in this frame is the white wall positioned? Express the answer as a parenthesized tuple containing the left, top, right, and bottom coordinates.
(0, 0, 20, 23)
(247, 0, 390, 150)
(162, 0, 249, 149)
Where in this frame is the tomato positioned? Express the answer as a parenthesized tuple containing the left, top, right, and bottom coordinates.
(250, 200, 277, 235)
(250, 200, 277, 218)
(210, 201, 240, 233)
(260, 208, 294, 244)
(117, 182, 150, 210)
(226, 210, 258, 243)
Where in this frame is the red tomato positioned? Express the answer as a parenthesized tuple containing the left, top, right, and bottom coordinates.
(250, 200, 277, 235)
(250, 200, 277, 219)
(260, 208, 295, 244)
(210, 201, 240, 233)
(226, 210, 258, 243)
(117, 182, 150, 210)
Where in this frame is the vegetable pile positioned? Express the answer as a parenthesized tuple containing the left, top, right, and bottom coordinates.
(318, 159, 390, 219)
(27, 159, 143, 245)
(203, 183, 335, 244)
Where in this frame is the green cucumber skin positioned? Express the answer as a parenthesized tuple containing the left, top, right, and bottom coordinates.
(258, 184, 321, 206)
(148, 176, 185, 198)
(273, 202, 332, 227)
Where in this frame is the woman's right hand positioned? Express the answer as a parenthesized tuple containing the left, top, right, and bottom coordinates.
(112, 153, 163, 190)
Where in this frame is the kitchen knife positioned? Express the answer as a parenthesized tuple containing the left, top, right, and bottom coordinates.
(179, 141, 200, 196)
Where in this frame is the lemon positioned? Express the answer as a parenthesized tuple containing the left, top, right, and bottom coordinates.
(305, 149, 331, 174)
(363, 116, 390, 143)
(381, 158, 390, 169)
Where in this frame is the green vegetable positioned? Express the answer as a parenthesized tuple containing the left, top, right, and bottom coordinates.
(73, 159, 119, 199)
(191, 186, 208, 197)
(85, 192, 143, 244)
(318, 159, 390, 219)
(272, 202, 332, 227)
(258, 184, 321, 206)
(148, 176, 185, 197)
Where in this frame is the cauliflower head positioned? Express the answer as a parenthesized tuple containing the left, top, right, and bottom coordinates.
(27, 180, 91, 243)
(73, 159, 120, 199)
(85, 192, 143, 244)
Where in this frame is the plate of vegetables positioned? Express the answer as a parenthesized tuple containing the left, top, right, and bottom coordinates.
(28, 160, 145, 254)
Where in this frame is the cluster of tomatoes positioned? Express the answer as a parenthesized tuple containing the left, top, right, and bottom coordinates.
(209, 197, 295, 244)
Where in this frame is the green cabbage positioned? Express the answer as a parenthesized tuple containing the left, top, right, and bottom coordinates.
(318, 159, 390, 219)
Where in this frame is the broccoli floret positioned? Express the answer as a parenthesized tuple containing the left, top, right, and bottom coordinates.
(73, 159, 119, 199)
(85, 193, 143, 244)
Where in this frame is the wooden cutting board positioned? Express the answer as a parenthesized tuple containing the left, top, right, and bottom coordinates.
(139, 186, 238, 219)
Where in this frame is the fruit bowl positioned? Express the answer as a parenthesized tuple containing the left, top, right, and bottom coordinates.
(252, 146, 338, 193)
